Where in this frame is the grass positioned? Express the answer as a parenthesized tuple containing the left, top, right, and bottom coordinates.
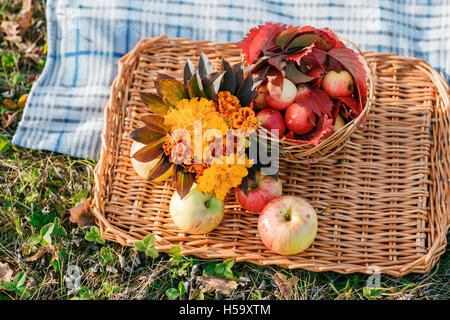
(0, 0, 449, 300)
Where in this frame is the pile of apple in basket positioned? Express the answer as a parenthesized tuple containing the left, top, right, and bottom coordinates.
(129, 23, 370, 255)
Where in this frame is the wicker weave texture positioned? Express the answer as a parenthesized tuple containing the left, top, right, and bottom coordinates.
(91, 36, 449, 276)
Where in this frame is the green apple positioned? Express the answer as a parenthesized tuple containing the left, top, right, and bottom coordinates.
(170, 184, 224, 234)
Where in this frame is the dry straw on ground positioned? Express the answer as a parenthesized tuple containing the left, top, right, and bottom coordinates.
(91, 36, 449, 276)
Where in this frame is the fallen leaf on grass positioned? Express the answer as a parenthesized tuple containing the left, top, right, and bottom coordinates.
(196, 275, 238, 295)
(25, 245, 56, 262)
(3, 99, 18, 110)
(273, 272, 298, 298)
(69, 199, 95, 226)
(0, 258, 16, 283)
(17, 0, 33, 30)
(0, 21, 22, 42)
(17, 94, 28, 109)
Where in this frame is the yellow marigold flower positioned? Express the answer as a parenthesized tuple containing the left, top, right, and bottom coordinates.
(165, 97, 228, 135)
(215, 91, 241, 115)
(229, 107, 257, 133)
(196, 155, 253, 200)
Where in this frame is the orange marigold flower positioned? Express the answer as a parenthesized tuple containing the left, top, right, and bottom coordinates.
(196, 159, 251, 200)
(230, 107, 257, 133)
(215, 91, 241, 115)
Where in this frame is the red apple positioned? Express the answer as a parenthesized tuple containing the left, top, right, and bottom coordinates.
(258, 195, 318, 255)
(236, 174, 282, 213)
(322, 70, 354, 98)
(170, 184, 224, 234)
(265, 77, 297, 110)
(306, 66, 326, 86)
(253, 84, 269, 112)
(256, 108, 286, 138)
(285, 102, 316, 135)
(295, 84, 312, 101)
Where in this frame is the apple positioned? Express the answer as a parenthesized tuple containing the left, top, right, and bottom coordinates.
(253, 84, 269, 111)
(170, 184, 224, 234)
(265, 77, 297, 110)
(295, 84, 312, 101)
(334, 113, 346, 131)
(258, 195, 318, 255)
(306, 66, 326, 86)
(285, 102, 316, 135)
(235, 174, 282, 213)
(130, 141, 173, 182)
(322, 70, 354, 98)
(256, 108, 286, 138)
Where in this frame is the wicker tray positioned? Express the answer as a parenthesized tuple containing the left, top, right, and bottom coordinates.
(91, 35, 449, 276)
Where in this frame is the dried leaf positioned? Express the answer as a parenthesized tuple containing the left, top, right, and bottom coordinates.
(140, 114, 169, 133)
(1, 21, 22, 42)
(0, 259, 15, 283)
(146, 153, 173, 181)
(196, 275, 238, 295)
(273, 272, 298, 299)
(25, 246, 56, 262)
(69, 199, 95, 227)
(1, 112, 17, 129)
(3, 98, 18, 110)
(17, 0, 33, 30)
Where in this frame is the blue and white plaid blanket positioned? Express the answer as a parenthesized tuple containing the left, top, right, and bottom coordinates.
(12, 0, 450, 159)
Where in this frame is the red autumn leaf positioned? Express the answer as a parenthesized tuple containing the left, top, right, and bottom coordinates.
(324, 47, 369, 109)
(284, 42, 315, 64)
(236, 23, 289, 65)
(284, 113, 334, 146)
(296, 87, 333, 116)
(339, 96, 361, 117)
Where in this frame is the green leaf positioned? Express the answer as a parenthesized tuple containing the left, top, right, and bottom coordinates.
(72, 188, 89, 205)
(131, 137, 165, 163)
(146, 153, 173, 181)
(166, 288, 180, 299)
(155, 78, 186, 107)
(175, 166, 195, 200)
(1, 282, 16, 291)
(142, 234, 155, 247)
(183, 58, 196, 86)
(139, 92, 171, 115)
(178, 281, 186, 295)
(140, 114, 169, 133)
(129, 127, 165, 145)
(223, 269, 234, 280)
(223, 259, 235, 269)
(0, 135, 10, 153)
(215, 263, 225, 275)
(275, 27, 298, 49)
(26, 234, 42, 246)
(133, 241, 146, 252)
(40, 223, 54, 246)
(204, 263, 216, 276)
(236, 75, 257, 107)
(145, 247, 159, 258)
(202, 71, 225, 99)
(170, 246, 181, 256)
(198, 53, 213, 79)
(13, 272, 26, 288)
(187, 71, 206, 99)
(287, 34, 320, 51)
(85, 226, 105, 244)
(219, 58, 237, 94)
(284, 61, 315, 84)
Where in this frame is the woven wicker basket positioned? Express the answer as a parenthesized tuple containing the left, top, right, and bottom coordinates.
(91, 35, 449, 276)
(258, 38, 375, 164)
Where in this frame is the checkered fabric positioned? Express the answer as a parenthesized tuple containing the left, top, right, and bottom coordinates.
(12, 0, 450, 159)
